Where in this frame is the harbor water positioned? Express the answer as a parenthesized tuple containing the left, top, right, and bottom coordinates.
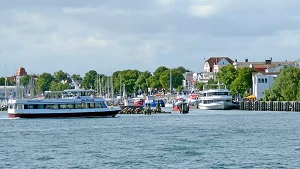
(1, 108, 300, 168)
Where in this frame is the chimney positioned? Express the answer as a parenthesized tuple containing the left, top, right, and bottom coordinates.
(245, 58, 248, 62)
(265, 59, 272, 64)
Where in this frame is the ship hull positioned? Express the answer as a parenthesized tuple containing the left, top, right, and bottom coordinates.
(199, 102, 233, 110)
(8, 110, 119, 118)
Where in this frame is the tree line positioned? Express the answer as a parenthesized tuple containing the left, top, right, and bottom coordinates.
(0, 66, 190, 95)
(1, 65, 298, 101)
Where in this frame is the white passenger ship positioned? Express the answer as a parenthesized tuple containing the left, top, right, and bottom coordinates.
(8, 88, 121, 118)
(198, 82, 234, 110)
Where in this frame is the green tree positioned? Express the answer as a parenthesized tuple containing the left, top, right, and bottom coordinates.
(174, 66, 190, 74)
(53, 70, 69, 82)
(120, 69, 140, 94)
(20, 74, 31, 87)
(36, 72, 54, 92)
(71, 74, 83, 81)
(50, 81, 71, 91)
(216, 65, 238, 90)
(264, 66, 300, 101)
(195, 81, 205, 91)
(135, 71, 152, 93)
(230, 67, 253, 96)
(0, 77, 5, 85)
(159, 69, 184, 91)
(147, 76, 160, 89)
(153, 66, 168, 78)
(82, 70, 98, 89)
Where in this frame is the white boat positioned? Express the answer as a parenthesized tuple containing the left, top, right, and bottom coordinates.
(7, 88, 121, 118)
(198, 82, 234, 110)
(164, 100, 174, 108)
(187, 94, 199, 109)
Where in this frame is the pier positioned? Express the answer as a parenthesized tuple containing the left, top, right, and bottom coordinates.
(239, 101, 300, 111)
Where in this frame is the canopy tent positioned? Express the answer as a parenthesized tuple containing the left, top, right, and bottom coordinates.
(246, 95, 256, 99)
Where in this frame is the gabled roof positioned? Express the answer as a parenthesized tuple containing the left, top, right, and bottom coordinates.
(205, 57, 234, 67)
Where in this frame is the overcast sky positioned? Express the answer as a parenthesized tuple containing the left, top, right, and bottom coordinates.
(1, 0, 300, 77)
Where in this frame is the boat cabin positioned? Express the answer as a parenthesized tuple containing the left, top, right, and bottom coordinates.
(44, 89, 95, 99)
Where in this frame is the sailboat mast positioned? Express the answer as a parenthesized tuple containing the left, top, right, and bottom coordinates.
(111, 74, 114, 104)
(4, 63, 6, 101)
(119, 74, 122, 96)
(170, 68, 172, 94)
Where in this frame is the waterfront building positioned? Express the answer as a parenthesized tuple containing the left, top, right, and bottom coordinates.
(203, 57, 234, 73)
(252, 64, 298, 100)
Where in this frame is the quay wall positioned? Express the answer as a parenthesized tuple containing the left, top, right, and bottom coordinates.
(239, 101, 300, 111)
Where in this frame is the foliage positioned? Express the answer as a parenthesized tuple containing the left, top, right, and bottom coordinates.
(175, 66, 190, 74)
(82, 70, 97, 89)
(20, 75, 31, 86)
(194, 81, 205, 91)
(53, 70, 69, 82)
(230, 67, 253, 95)
(0, 77, 5, 85)
(50, 81, 71, 91)
(36, 72, 54, 92)
(146, 76, 160, 89)
(135, 71, 152, 93)
(153, 66, 168, 78)
(264, 66, 300, 101)
(216, 65, 238, 90)
(71, 74, 83, 81)
(120, 69, 140, 94)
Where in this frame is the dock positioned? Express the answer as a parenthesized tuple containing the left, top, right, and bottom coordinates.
(239, 101, 300, 111)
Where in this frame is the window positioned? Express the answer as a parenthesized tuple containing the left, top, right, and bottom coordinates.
(100, 102, 107, 108)
(60, 104, 67, 109)
(67, 104, 74, 109)
(258, 78, 261, 83)
(52, 104, 59, 109)
(265, 78, 267, 83)
(262, 78, 264, 83)
(75, 104, 82, 109)
(95, 103, 102, 108)
(90, 103, 95, 108)
(38, 104, 45, 109)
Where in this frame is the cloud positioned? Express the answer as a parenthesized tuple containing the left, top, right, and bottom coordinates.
(156, 0, 175, 5)
(62, 7, 99, 14)
(188, 5, 217, 18)
(1, 0, 300, 77)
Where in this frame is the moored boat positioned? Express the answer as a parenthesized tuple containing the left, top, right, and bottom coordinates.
(198, 82, 234, 110)
(7, 88, 121, 118)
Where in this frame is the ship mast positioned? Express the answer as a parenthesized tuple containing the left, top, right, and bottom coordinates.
(170, 68, 172, 95)
(4, 63, 6, 102)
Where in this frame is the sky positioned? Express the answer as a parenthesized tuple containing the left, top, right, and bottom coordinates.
(1, 0, 300, 77)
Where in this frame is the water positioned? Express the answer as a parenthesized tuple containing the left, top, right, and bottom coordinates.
(1, 109, 300, 168)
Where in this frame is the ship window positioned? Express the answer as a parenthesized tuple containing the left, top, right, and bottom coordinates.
(90, 103, 95, 108)
(25, 105, 35, 109)
(38, 104, 45, 109)
(95, 103, 102, 108)
(82, 103, 89, 108)
(52, 104, 59, 109)
(16, 104, 24, 109)
(265, 78, 267, 83)
(60, 104, 67, 109)
(100, 102, 107, 108)
(258, 78, 261, 83)
(46, 104, 52, 109)
(262, 78, 265, 83)
(67, 104, 74, 109)
(75, 104, 82, 109)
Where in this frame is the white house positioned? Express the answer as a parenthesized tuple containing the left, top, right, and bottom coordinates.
(252, 73, 277, 100)
(203, 57, 234, 73)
